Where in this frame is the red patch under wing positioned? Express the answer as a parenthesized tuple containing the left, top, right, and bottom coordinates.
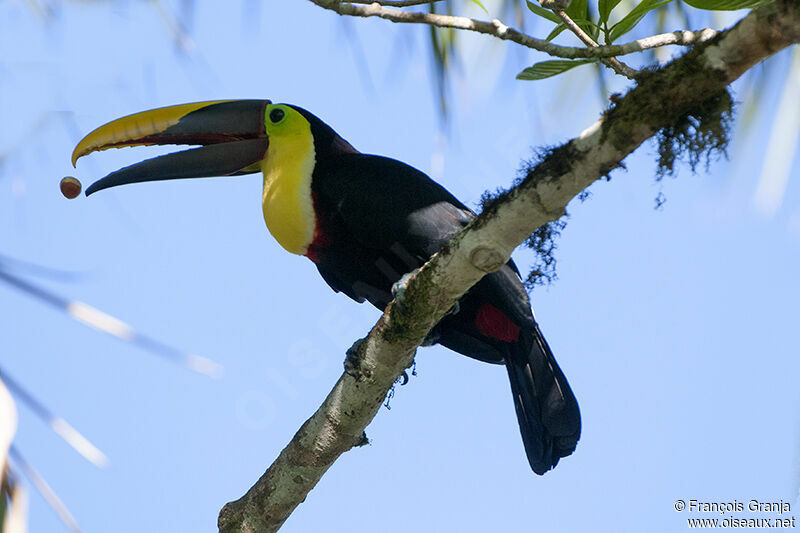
(475, 303, 520, 343)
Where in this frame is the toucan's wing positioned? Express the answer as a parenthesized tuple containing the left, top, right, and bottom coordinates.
(313, 154, 535, 328)
(316, 153, 474, 257)
(312, 153, 471, 305)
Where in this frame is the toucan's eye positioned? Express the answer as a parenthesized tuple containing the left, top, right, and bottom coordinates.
(269, 108, 285, 123)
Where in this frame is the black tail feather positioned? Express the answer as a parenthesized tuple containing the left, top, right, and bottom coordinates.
(505, 324, 581, 475)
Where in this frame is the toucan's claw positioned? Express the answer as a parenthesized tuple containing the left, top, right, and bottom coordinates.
(390, 269, 419, 311)
(392, 268, 460, 318)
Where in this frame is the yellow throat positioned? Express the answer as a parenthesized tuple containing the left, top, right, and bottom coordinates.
(260, 112, 317, 256)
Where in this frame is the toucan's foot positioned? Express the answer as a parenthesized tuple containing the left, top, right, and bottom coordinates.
(391, 268, 420, 310)
(398, 360, 419, 386)
(445, 300, 460, 317)
(392, 268, 459, 349)
(392, 269, 461, 318)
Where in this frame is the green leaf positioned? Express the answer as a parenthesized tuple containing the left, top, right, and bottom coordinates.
(526, 0, 562, 23)
(516, 59, 597, 80)
(546, 23, 568, 41)
(682, 0, 768, 9)
(544, 18, 595, 41)
(608, 0, 674, 42)
(580, 18, 602, 40)
(564, 0, 601, 40)
(598, 0, 623, 23)
(565, 0, 589, 21)
(471, 0, 490, 15)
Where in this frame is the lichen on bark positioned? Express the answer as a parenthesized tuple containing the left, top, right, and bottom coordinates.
(654, 90, 734, 179)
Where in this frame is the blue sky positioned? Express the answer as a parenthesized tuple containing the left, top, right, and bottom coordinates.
(1, 1, 798, 532)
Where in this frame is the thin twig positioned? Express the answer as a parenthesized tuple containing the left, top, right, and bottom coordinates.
(309, 1, 718, 62)
(8, 447, 83, 533)
(0, 365, 109, 468)
(0, 269, 223, 378)
(349, 0, 442, 6)
(554, 10, 638, 78)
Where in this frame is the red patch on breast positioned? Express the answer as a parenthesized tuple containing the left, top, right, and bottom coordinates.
(305, 230, 330, 263)
(475, 303, 520, 342)
(304, 192, 330, 264)
(305, 245, 320, 263)
(305, 236, 323, 263)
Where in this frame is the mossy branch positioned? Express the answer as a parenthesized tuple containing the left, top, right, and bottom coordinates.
(218, 1, 800, 531)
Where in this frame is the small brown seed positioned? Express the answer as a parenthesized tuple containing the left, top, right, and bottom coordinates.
(60, 176, 82, 199)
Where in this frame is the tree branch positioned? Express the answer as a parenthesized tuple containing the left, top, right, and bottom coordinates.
(349, 0, 442, 5)
(309, 0, 719, 62)
(219, 1, 800, 531)
(553, 9, 639, 78)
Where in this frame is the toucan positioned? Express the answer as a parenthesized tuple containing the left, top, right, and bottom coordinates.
(72, 100, 581, 474)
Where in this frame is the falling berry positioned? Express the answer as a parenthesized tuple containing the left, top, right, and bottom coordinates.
(60, 176, 82, 199)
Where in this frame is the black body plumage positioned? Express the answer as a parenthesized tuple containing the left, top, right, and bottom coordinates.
(299, 109, 582, 473)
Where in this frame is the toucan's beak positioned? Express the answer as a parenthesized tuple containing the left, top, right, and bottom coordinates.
(72, 100, 271, 196)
